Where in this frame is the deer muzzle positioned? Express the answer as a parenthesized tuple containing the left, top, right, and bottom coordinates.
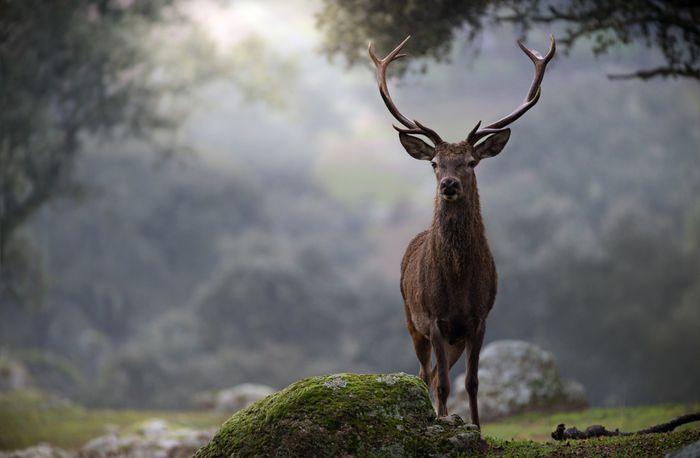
(440, 177, 461, 201)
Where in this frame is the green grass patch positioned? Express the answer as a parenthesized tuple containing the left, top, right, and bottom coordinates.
(485, 429, 700, 457)
(482, 403, 700, 441)
(0, 389, 227, 451)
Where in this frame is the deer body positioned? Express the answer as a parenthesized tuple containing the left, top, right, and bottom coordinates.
(369, 35, 555, 428)
(401, 161, 496, 344)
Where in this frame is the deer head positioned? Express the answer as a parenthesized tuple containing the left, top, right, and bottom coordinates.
(369, 35, 555, 202)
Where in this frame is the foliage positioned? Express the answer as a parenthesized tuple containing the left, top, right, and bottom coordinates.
(0, 0, 178, 258)
(316, 0, 492, 72)
(0, 147, 380, 408)
(474, 70, 700, 407)
(0, 0, 295, 272)
(502, 0, 700, 80)
(528, 222, 699, 405)
(0, 233, 45, 306)
(316, 0, 700, 79)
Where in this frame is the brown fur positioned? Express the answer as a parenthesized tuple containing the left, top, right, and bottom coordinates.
(399, 140, 500, 428)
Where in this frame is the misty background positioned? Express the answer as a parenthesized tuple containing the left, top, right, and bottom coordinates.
(1, 0, 698, 411)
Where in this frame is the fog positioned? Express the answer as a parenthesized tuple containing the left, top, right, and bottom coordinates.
(1, 0, 698, 410)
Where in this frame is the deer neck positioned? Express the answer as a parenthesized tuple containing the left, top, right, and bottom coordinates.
(430, 181, 486, 268)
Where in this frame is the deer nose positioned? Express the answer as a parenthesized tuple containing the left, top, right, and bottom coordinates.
(440, 178, 460, 195)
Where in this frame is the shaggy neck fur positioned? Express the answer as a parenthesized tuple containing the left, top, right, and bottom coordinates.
(429, 178, 486, 273)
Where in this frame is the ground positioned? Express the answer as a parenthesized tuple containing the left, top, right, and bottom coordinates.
(1, 382, 699, 456)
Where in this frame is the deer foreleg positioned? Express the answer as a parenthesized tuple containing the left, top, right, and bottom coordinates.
(429, 341, 465, 382)
(429, 321, 450, 417)
(465, 323, 485, 428)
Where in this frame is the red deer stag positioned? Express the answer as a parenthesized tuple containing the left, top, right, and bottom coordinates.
(368, 35, 555, 428)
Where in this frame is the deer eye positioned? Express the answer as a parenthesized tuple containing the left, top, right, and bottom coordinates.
(431, 161, 437, 169)
(468, 160, 477, 168)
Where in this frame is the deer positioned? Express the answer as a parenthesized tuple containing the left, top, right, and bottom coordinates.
(368, 35, 555, 428)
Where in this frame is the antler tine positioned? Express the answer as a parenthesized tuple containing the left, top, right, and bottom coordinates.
(369, 36, 444, 145)
(518, 33, 556, 100)
(470, 34, 555, 144)
(392, 122, 441, 140)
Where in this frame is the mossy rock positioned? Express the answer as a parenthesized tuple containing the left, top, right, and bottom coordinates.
(194, 373, 483, 457)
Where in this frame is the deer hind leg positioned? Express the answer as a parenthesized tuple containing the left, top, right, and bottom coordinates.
(429, 321, 450, 417)
(465, 323, 486, 429)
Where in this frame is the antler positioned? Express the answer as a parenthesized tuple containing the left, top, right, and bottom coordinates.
(368, 36, 444, 146)
(468, 34, 556, 144)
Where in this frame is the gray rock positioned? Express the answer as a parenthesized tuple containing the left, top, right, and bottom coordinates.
(0, 354, 32, 392)
(666, 439, 700, 458)
(0, 444, 71, 458)
(194, 373, 482, 457)
(78, 418, 215, 458)
(213, 383, 276, 413)
(447, 340, 588, 422)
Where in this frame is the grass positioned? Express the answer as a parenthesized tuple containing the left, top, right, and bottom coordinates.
(1, 389, 698, 456)
(482, 403, 700, 441)
(481, 404, 700, 457)
(485, 430, 700, 457)
(0, 389, 228, 451)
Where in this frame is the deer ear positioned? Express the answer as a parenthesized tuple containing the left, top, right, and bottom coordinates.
(399, 132, 436, 161)
(475, 129, 511, 160)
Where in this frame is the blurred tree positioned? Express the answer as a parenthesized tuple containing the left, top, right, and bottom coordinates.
(538, 215, 699, 405)
(316, 0, 492, 72)
(0, 0, 297, 298)
(0, 0, 177, 265)
(316, 0, 699, 79)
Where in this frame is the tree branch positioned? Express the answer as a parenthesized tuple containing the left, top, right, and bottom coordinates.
(552, 412, 700, 441)
(608, 66, 700, 80)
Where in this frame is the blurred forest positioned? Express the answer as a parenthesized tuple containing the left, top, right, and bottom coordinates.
(1, 0, 699, 410)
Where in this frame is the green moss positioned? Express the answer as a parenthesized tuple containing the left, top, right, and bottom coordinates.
(194, 373, 483, 458)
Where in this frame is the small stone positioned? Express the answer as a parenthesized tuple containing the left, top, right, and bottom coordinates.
(211, 383, 275, 413)
(323, 375, 348, 390)
(437, 414, 464, 426)
(79, 418, 215, 458)
(376, 374, 401, 385)
(448, 432, 479, 449)
(0, 444, 71, 458)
